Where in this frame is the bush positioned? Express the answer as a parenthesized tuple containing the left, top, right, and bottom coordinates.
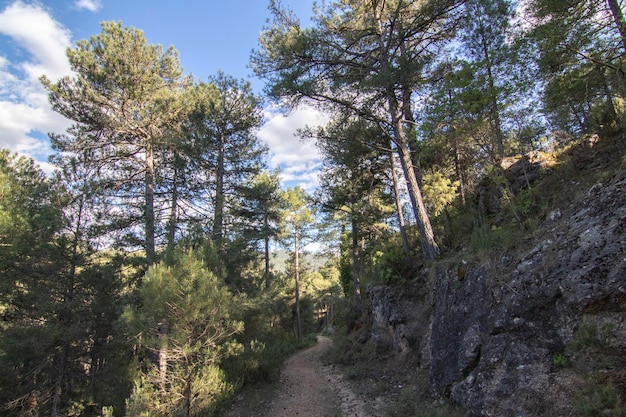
(575, 382, 624, 417)
(387, 388, 467, 417)
(469, 219, 522, 252)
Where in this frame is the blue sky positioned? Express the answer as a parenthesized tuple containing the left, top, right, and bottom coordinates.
(0, 0, 326, 189)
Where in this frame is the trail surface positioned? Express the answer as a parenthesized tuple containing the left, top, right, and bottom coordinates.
(223, 336, 369, 417)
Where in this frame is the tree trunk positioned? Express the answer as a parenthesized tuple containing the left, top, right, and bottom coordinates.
(454, 136, 467, 205)
(51, 347, 67, 417)
(167, 162, 179, 251)
(294, 230, 302, 342)
(608, 0, 626, 55)
(264, 213, 271, 289)
(213, 133, 226, 246)
(390, 105, 440, 260)
(145, 139, 156, 266)
(389, 151, 411, 259)
(480, 26, 505, 162)
(158, 323, 168, 393)
(350, 213, 362, 315)
(375, 9, 439, 260)
(52, 194, 85, 416)
(183, 375, 192, 417)
(402, 85, 423, 188)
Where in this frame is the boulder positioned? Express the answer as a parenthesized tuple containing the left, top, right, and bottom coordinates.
(429, 168, 626, 416)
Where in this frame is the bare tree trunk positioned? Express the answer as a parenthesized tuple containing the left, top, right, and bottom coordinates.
(53, 196, 83, 416)
(51, 349, 66, 417)
(476, 19, 505, 162)
(351, 213, 362, 316)
(389, 151, 411, 259)
(375, 8, 439, 260)
(183, 375, 192, 417)
(145, 139, 156, 265)
(167, 163, 179, 251)
(213, 133, 226, 246)
(402, 85, 423, 188)
(391, 109, 440, 260)
(608, 0, 626, 55)
(158, 322, 169, 393)
(264, 213, 271, 289)
(294, 230, 302, 342)
(452, 133, 467, 206)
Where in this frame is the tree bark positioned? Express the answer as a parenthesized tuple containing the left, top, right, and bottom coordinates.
(145, 139, 156, 266)
(390, 105, 440, 260)
(453, 133, 467, 206)
(294, 230, 302, 343)
(478, 15, 505, 162)
(608, 0, 626, 55)
(264, 213, 271, 289)
(167, 161, 179, 251)
(350, 213, 362, 315)
(375, 7, 439, 260)
(158, 323, 168, 393)
(389, 151, 411, 259)
(213, 133, 226, 246)
(52, 195, 84, 416)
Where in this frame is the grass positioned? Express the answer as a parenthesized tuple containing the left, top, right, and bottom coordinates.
(387, 386, 467, 417)
(575, 382, 625, 417)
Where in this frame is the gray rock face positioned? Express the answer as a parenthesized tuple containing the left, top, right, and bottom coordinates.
(367, 168, 626, 416)
(367, 280, 431, 362)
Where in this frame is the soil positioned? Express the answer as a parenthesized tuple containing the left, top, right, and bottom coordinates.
(221, 336, 370, 417)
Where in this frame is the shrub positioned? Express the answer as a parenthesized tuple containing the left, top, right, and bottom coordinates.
(575, 382, 624, 417)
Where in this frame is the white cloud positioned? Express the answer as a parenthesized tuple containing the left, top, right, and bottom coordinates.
(258, 103, 329, 190)
(0, 1, 72, 164)
(75, 0, 102, 13)
(0, 2, 72, 79)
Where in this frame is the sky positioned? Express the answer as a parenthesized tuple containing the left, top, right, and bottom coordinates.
(0, 0, 327, 189)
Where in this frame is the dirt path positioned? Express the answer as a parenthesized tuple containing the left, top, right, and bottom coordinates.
(223, 336, 369, 417)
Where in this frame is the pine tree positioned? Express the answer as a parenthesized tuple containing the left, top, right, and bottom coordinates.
(126, 248, 243, 417)
(42, 21, 189, 265)
(252, 0, 466, 259)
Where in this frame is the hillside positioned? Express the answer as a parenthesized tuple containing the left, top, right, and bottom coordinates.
(327, 133, 626, 417)
(269, 250, 331, 273)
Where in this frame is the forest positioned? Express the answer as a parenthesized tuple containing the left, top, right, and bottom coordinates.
(1, 0, 625, 416)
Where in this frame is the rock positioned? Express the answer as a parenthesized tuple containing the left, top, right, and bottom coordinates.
(428, 169, 626, 416)
(366, 280, 430, 358)
(367, 168, 626, 416)
(474, 151, 557, 216)
(547, 208, 562, 222)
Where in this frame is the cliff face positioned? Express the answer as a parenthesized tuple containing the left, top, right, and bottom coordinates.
(368, 167, 626, 416)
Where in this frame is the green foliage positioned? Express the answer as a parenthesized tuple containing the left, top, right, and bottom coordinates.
(370, 238, 416, 284)
(43, 21, 190, 264)
(468, 218, 522, 252)
(527, 0, 626, 134)
(388, 389, 467, 417)
(575, 382, 625, 417)
(125, 247, 243, 416)
(0, 151, 134, 416)
(422, 172, 460, 217)
(222, 287, 298, 386)
(570, 321, 614, 353)
(552, 353, 569, 368)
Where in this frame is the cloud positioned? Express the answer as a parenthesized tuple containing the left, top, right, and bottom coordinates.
(0, 1, 72, 167)
(258, 103, 328, 190)
(75, 0, 102, 13)
(0, 2, 72, 79)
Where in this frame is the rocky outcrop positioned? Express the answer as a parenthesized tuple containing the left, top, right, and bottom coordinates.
(366, 280, 431, 361)
(475, 151, 557, 215)
(367, 167, 626, 416)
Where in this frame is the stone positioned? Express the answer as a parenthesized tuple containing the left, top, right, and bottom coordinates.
(366, 167, 626, 416)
